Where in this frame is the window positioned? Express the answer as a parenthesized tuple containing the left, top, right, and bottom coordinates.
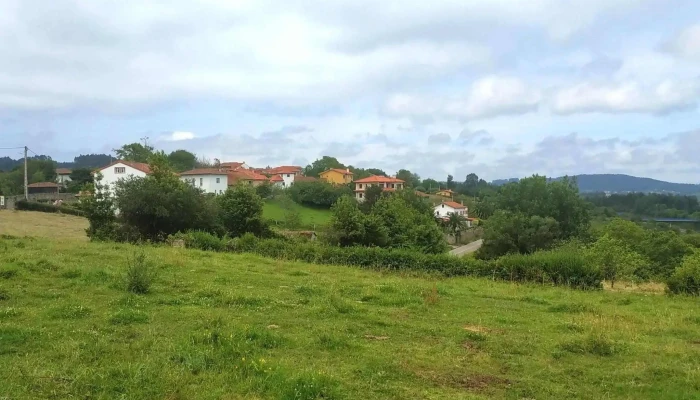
(441, 204, 444, 208)
(359, 193, 363, 198)
(391, 184, 395, 188)
(114, 167, 125, 174)
(216, 177, 220, 183)
(199, 178, 203, 186)
(359, 184, 363, 189)
(286, 174, 290, 178)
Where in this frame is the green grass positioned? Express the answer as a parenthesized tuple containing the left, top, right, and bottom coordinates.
(263, 199, 332, 229)
(1, 236, 700, 399)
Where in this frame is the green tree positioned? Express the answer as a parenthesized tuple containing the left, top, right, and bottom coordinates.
(288, 180, 352, 208)
(167, 149, 197, 172)
(255, 182, 273, 199)
(587, 234, 649, 288)
(66, 168, 95, 193)
(446, 212, 468, 242)
(396, 169, 420, 188)
(477, 211, 560, 259)
(446, 175, 455, 189)
(667, 251, 700, 295)
(82, 174, 118, 241)
(360, 185, 384, 213)
(218, 184, 269, 238)
(114, 143, 154, 163)
(329, 196, 371, 246)
(421, 178, 439, 192)
(304, 156, 345, 177)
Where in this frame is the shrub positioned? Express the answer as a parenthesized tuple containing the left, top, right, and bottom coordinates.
(288, 180, 352, 208)
(667, 251, 700, 296)
(15, 200, 85, 217)
(125, 252, 156, 294)
(218, 184, 270, 238)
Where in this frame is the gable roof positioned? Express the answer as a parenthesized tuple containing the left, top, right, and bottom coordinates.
(353, 175, 405, 184)
(28, 182, 60, 188)
(97, 160, 151, 174)
(269, 174, 284, 182)
(180, 168, 229, 176)
(321, 168, 353, 176)
(220, 162, 245, 169)
(437, 189, 455, 193)
(228, 169, 269, 184)
(439, 201, 467, 209)
(56, 168, 72, 175)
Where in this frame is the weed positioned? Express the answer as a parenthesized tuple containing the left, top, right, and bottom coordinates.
(48, 305, 92, 319)
(280, 373, 341, 400)
(558, 333, 624, 357)
(125, 252, 155, 294)
(548, 303, 596, 313)
(318, 334, 350, 350)
(295, 285, 321, 297)
(0, 307, 22, 320)
(109, 309, 149, 325)
(34, 259, 59, 271)
(0, 269, 18, 279)
(329, 295, 354, 314)
(60, 269, 82, 279)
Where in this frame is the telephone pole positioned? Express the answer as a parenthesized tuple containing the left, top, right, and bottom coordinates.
(23, 146, 28, 200)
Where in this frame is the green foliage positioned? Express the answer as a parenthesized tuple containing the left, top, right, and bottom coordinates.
(167, 149, 197, 172)
(682, 233, 700, 249)
(15, 200, 86, 217)
(82, 176, 119, 241)
(359, 185, 384, 213)
(329, 196, 385, 247)
(395, 169, 421, 187)
(218, 184, 269, 238)
(113, 155, 222, 241)
(586, 234, 649, 287)
(125, 252, 155, 294)
(65, 168, 94, 193)
(255, 181, 273, 199)
(114, 142, 154, 163)
(667, 251, 700, 295)
(303, 156, 345, 177)
(288, 180, 351, 208)
(587, 192, 700, 219)
(278, 195, 302, 229)
(478, 211, 560, 259)
(446, 212, 468, 241)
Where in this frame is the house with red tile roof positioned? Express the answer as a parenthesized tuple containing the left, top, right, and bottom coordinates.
(94, 160, 152, 196)
(434, 201, 470, 226)
(228, 169, 269, 187)
(319, 168, 353, 184)
(179, 168, 229, 194)
(56, 168, 72, 185)
(353, 175, 405, 202)
(220, 161, 250, 170)
(27, 182, 61, 194)
(260, 165, 304, 188)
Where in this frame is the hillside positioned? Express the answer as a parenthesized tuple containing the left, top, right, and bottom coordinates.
(493, 174, 700, 195)
(1, 215, 699, 399)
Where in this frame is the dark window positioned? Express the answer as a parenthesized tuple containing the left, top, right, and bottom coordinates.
(216, 177, 220, 183)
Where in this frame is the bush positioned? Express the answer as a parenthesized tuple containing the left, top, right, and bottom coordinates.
(125, 252, 156, 294)
(15, 200, 85, 217)
(288, 180, 352, 208)
(667, 251, 700, 296)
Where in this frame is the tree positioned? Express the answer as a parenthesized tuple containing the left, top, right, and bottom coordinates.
(218, 184, 269, 238)
(667, 251, 700, 295)
(477, 211, 560, 259)
(329, 196, 372, 246)
(288, 180, 352, 208)
(114, 143, 154, 163)
(278, 195, 302, 229)
(255, 182, 273, 199)
(168, 150, 197, 172)
(396, 169, 420, 188)
(587, 234, 649, 288)
(82, 174, 118, 241)
(446, 212, 468, 242)
(360, 185, 384, 213)
(304, 156, 345, 177)
(447, 175, 455, 189)
(66, 168, 94, 193)
(113, 154, 222, 241)
(421, 178, 439, 192)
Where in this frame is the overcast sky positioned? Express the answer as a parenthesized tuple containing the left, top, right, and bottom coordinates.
(1, 0, 699, 182)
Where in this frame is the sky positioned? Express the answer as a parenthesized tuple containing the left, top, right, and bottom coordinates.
(1, 0, 699, 183)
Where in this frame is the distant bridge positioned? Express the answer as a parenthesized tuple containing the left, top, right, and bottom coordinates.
(641, 218, 700, 223)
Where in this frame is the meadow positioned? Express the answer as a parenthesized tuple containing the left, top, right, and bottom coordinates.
(263, 200, 332, 229)
(0, 212, 699, 399)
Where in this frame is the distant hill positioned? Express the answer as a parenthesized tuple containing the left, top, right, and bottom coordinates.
(0, 154, 112, 172)
(491, 174, 700, 195)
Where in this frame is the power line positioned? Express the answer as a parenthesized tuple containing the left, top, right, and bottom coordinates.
(0, 146, 25, 150)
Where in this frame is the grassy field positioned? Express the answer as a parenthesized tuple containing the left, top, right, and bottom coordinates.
(263, 200, 332, 229)
(1, 232, 699, 399)
(0, 209, 88, 240)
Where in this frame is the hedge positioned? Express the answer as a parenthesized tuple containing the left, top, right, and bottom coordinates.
(15, 200, 85, 217)
(169, 231, 602, 289)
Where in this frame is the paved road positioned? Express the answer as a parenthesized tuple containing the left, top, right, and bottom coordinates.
(449, 239, 483, 256)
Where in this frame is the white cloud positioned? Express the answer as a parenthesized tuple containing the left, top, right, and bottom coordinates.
(551, 80, 700, 115)
(664, 24, 700, 60)
(161, 131, 196, 141)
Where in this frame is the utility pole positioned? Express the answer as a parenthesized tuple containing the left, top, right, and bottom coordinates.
(23, 146, 28, 200)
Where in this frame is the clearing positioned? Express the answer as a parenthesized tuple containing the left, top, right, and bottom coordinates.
(1, 232, 699, 399)
(263, 199, 332, 229)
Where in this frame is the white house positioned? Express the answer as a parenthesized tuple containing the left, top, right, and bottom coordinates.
(56, 168, 72, 185)
(95, 160, 151, 196)
(352, 175, 405, 202)
(179, 168, 229, 194)
(434, 201, 470, 226)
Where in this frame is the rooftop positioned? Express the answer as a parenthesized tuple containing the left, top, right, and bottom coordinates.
(97, 160, 151, 174)
(353, 175, 405, 184)
(440, 201, 467, 209)
(56, 168, 72, 175)
(321, 168, 353, 176)
(179, 168, 229, 176)
(27, 182, 61, 188)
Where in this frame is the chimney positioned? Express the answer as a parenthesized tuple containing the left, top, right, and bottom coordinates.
(346, 168, 350, 173)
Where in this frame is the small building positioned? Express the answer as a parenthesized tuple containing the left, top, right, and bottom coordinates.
(434, 201, 470, 225)
(56, 168, 72, 185)
(27, 182, 61, 194)
(228, 169, 269, 187)
(179, 168, 229, 194)
(436, 189, 456, 198)
(94, 160, 152, 196)
(319, 168, 353, 185)
(353, 175, 405, 202)
(263, 166, 305, 188)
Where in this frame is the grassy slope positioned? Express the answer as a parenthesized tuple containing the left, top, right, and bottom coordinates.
(0, 210, 89, 241)
(1, 237, 699, 399)
(263, 200, 331, 229)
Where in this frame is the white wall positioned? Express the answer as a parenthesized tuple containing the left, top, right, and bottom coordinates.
(180, 174, 228, 194)
(281, 172, 295, 187)
(97, 163, 147, 196)
(434, 204, 467, 218)
(57, 174, 72, 184)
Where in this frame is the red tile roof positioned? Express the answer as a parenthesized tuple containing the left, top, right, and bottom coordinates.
(56, 168, 72, 175)
(220, 162, 244, 169)
(441, 201, 466, 209)
(228, 169, 269, 184)
(27, 182, 60, 188)
(266, 166, 303, 174)
(179, 168, 229, 176)
(98, 160, 151, 174)
(438, 189, 456, 194)
(269, 174, 284, 182)
(321, 168, 353, 176)
(353, 175, 405, 184)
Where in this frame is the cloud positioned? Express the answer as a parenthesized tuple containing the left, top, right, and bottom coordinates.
(663, 24, 700, 60)
(160, 131, 196, 141)
(383, 76, 541, 121)
(428, 133, 451, 143)
(457, 129, 494, 146)
(551, 80, 700, 115)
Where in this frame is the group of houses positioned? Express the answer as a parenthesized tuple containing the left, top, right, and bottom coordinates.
(24, 159, 469, 223)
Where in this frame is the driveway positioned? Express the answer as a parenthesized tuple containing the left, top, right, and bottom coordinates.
(449, 239, 483, 256)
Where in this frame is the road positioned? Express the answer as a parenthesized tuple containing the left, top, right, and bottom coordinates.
(449, 239, 483, 256)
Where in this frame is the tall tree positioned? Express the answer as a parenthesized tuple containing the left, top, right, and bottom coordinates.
(168, 149, 197, 172)
(114, 143, 154, 163)
(446, 175, 455, 189)
(396, 169, 421, 188)
(304, 156, 345, 177)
